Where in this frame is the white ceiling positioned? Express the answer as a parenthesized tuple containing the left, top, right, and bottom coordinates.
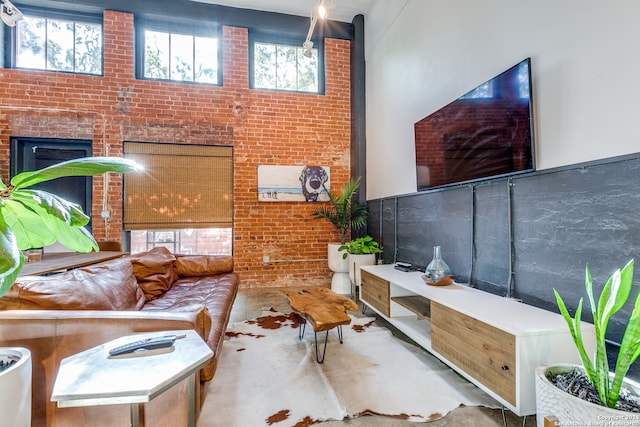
(188, 0, 374, 23)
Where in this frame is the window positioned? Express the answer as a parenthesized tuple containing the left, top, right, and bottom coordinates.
(517, 60, 530, 99)
(461, 82, 493, 99)
(14, 11, 102, 75)
(460, 61, 530, 100)
(140, 25, 220, 84)
(123, 142, 233, 255)
(250, 33, 323, 93)
(129, 229, 232, 255)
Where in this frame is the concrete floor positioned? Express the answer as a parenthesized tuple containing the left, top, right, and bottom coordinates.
(226, 287, 537, 427)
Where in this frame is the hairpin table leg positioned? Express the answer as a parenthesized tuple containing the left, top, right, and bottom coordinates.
(314, 330, 329, 363)
(298, 316, 307, 340)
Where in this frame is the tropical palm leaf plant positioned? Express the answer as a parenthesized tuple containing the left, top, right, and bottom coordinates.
(554, 259, 640, 409)
(0, 157, 142, 297)
(310, 176, 368, 244)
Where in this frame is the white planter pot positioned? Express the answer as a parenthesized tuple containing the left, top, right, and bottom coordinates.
(535, 364, 640, 427)
(0, 348, 32, 427)
(327, 243, 351, 294)
(347, 253, 376, 288)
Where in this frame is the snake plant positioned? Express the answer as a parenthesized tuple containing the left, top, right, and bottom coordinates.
(0, 157, 142, 297)
(554, 259, 640, 408)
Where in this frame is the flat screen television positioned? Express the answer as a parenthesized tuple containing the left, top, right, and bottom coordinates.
(414, 58, 535, 191)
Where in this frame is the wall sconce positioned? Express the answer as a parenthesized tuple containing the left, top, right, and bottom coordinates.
(302, 0, 328, 58)
(1, 0, 23, 27)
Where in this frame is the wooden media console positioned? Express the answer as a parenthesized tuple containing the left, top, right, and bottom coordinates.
(359, 265, 595, 416)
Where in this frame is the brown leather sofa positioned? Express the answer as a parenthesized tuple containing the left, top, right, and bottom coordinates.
(0, 247, 239, 427)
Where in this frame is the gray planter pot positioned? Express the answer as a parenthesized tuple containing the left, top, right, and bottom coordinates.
(535, 364, 640, 427)
(0, 347, 32, 427)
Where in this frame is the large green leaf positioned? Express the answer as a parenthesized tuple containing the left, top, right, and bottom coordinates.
(598, 262, 633, 334)
(10, 157, 142, 190)
(12, 190, 90, 227)
(36, 208, 98, 252)
(591, 260, 634, 404)
(0, 216, 23, 296)
(0, 157, 141, 298)
(607, 260, 640, 407)
(585, 264, 610, 404)
(1, 191, 96, 252)
(0, 198, 56, 250)
(554, 291, 596, 380)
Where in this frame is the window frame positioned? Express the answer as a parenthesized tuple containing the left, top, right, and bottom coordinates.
(4, 6, 104, 75)
(249, 30, 325, 95)
(135, 17, 222, 86)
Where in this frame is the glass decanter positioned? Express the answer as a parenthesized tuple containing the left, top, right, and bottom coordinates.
(425, 246, 451, 281)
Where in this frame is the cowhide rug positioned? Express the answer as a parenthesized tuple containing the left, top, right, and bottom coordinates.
(197, 310, 498, 427)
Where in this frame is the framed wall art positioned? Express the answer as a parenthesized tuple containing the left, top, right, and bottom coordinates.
(257, 165, 331, 202)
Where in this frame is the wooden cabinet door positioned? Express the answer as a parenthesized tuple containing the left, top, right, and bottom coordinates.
(360, 269, 390, 316)
(431, 301, 516, 406)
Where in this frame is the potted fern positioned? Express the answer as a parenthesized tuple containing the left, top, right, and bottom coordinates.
(535, 259, 640, 426)
(310, 177, 368, 294)
(0, 156, 141, 427)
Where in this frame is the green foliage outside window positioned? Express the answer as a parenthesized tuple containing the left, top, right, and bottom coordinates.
(16, 15, 102, 75)
(143, 30, 218, 84)
(254, 42, 318, 93)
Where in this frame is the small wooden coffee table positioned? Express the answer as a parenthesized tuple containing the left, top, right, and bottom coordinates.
(281, 287, 359, 363)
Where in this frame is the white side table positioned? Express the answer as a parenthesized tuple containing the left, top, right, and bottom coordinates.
(51, 329, 212, 427)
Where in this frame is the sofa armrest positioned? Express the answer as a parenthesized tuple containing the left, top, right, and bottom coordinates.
(0, 309, 209, 427)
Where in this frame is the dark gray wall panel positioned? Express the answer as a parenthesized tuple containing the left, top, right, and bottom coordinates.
(382, 199, 398, 263)
(511, 159, 640, 335)
(472, 181, 511, 294)
(396, 187, 473, 280)
(367, 199, 381, 241)
(366, 198, 396, 265)
(380, 199, 397, 264)
(366, 199, 382, 260)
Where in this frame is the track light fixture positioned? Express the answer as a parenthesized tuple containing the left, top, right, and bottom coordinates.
(1, 0, 23, 27)
(302, 0, 328, 58)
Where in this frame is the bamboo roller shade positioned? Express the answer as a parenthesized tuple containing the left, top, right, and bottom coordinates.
(123, 142, 232, 230)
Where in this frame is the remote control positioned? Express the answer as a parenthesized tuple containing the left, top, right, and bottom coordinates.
(394, 262, 413, 272)
(108, 335, 178, 356)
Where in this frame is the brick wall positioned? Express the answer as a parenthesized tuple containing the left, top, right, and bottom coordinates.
(0, 10, 352, 289)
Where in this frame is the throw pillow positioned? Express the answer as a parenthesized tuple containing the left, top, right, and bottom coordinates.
(130, 247, 178, 300)
(174, 255, 234, 277)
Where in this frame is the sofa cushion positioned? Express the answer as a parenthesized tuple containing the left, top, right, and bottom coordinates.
(142, 272, 239, 381)
(130, 247, 178, 300)
(175, 255, 234, 277)
(0, 257, 145, 310)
